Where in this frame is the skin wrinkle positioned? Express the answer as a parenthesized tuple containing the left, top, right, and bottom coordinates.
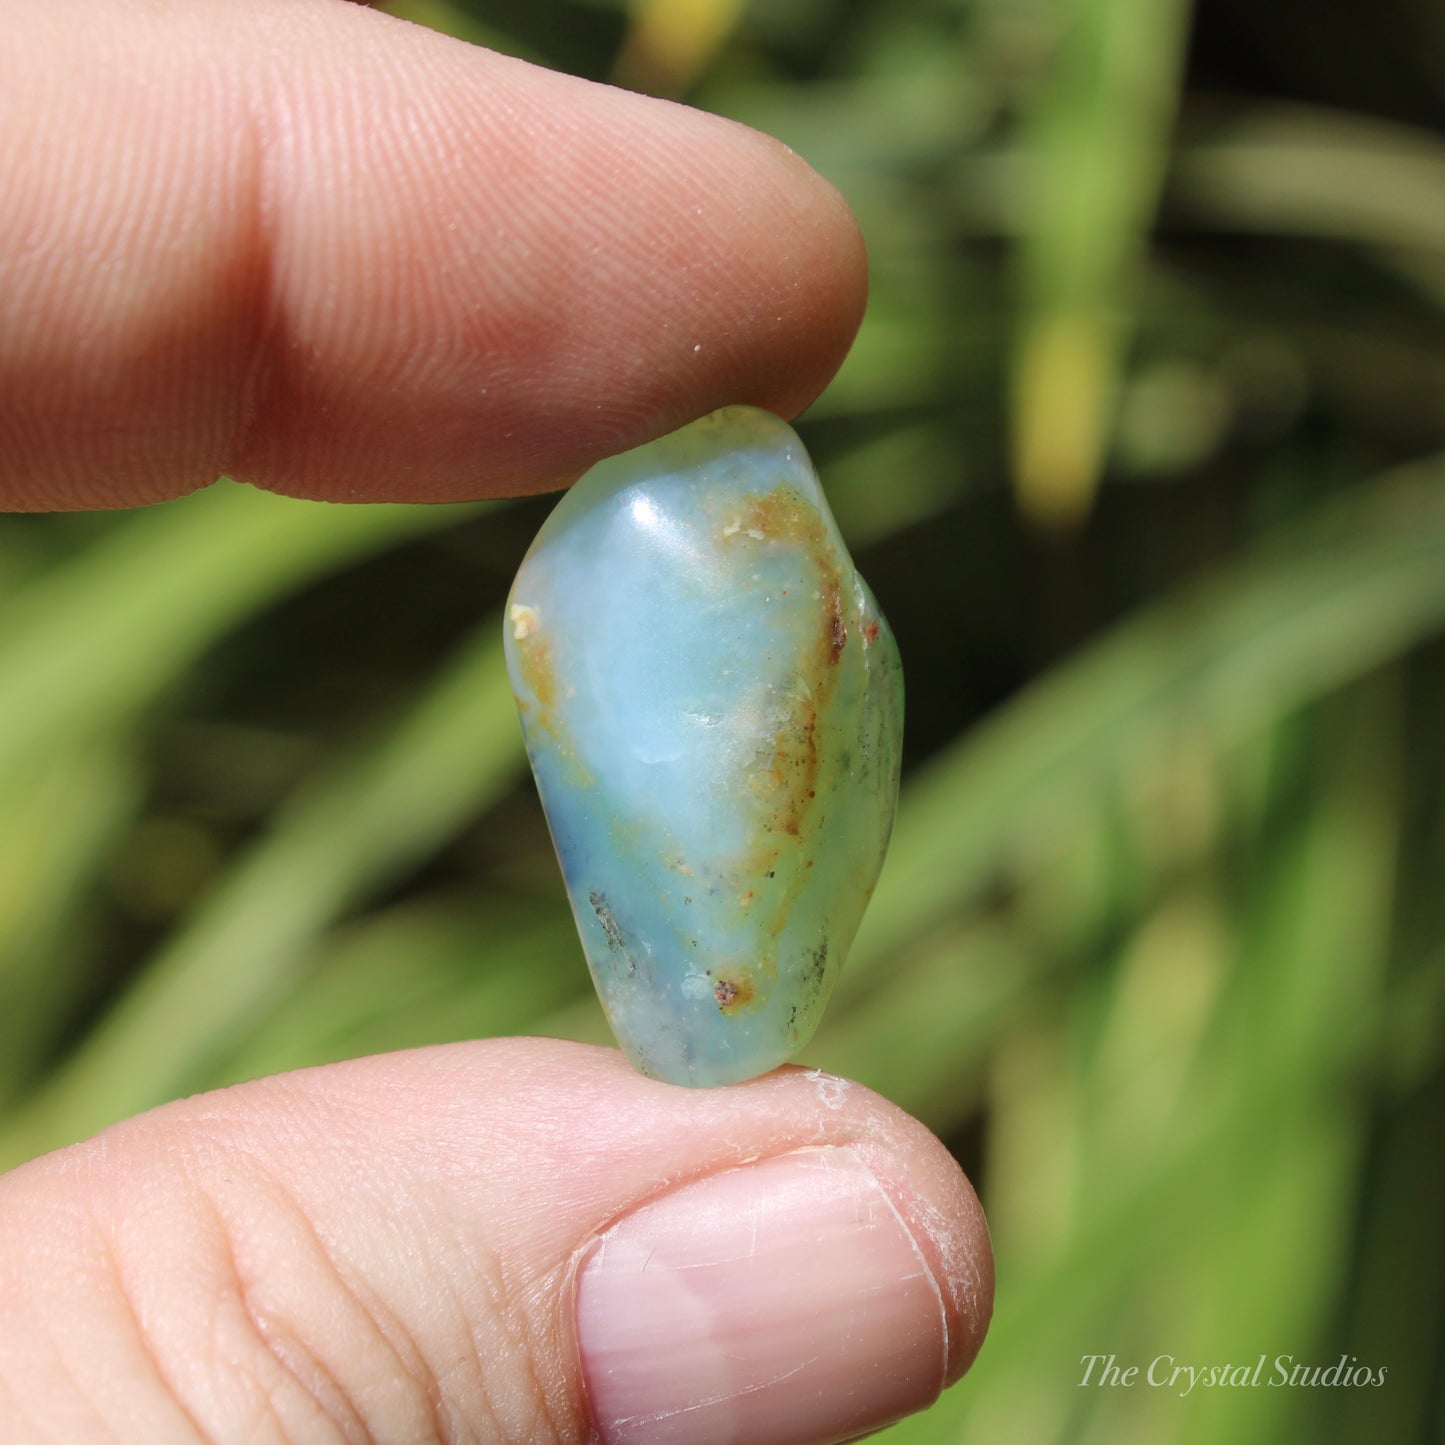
(200, 1087, 546, 1445)
(118, 1114, 452, 1445)
(99, 1160, 274, 1444)
(2, 5, 255, 506)
(231, 25, 352, 495)
(536, 1258, 594, 1444)
(95, 1223, 211, 1445)
(202, 1194, 370, 1445)
(1, 1266, 119, 1445)
(460, 1247, 560, 1445)
(0, 1383, 45, 1445)
(115, 11, 246, 499)
(224, 48, 287, 496)
(230, 1175, 454, 1445)
(403, 1227, 509, 1445)
(436, 1168, 564, 1441)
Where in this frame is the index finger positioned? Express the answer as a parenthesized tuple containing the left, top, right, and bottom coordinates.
(0, 0, 866, 510)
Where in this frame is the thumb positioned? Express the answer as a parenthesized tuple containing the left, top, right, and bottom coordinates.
(0, 1039, 992, 1445)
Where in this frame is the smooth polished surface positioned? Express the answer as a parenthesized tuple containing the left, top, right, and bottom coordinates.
(505, 406, 902, 1085)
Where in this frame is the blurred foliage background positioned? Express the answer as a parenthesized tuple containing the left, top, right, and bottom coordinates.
(3, 0, 1444, 1439)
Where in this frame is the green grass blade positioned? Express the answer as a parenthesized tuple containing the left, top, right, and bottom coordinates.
(931, 689, 1393, 1445)
(206, 894, 583, 1085)
(0, 483, 482, 795)
(853, 454, 1445, 982)
(1172, 104, 1445, 255)
(0, 615, 523, 1167)
(1010, 0, 1193, 527)
(0, 740, 142, 1101)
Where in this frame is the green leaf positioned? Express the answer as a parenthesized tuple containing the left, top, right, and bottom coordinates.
(854, 454, 1445, 984)
(1010, 0, 1193, 527)
(0, 483, 482, 796)
(0, 614, 523, 1168)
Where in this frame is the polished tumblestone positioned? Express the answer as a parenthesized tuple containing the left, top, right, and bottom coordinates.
(504, 406, 903, 1086)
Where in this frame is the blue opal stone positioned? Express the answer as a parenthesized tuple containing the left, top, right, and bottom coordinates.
(504, 406, 903, 1086)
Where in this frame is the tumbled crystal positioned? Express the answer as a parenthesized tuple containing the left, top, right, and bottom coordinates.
(504, 406, 903, 1086)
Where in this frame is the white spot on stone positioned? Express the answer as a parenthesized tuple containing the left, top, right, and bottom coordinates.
(723, 517, 766, 541)
(509, 603, 541, 640)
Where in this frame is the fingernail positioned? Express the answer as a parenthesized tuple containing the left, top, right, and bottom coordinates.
(576, 1147, 948, 1445)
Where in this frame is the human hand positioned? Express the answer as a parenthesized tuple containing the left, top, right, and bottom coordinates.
(0, 3, 993, 1442)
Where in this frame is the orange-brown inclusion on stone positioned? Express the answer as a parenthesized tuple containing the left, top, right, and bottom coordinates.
(515, 627, 593, 787)
(719, 485, 855, 935)
(713, 969, 760, 1014)
(515, 631, 558, 729)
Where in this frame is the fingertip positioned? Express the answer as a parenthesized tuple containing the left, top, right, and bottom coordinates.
(682, 112, 870, 422)
(232, 47, 870, 503)
(760, 1063, 993, 1385)
(565, 1058, 989, 1441)
(847, 1119, 995, 1385)
(1, 0, 868, 509)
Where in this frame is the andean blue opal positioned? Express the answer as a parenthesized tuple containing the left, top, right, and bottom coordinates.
(504, 406, 903, 1086)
